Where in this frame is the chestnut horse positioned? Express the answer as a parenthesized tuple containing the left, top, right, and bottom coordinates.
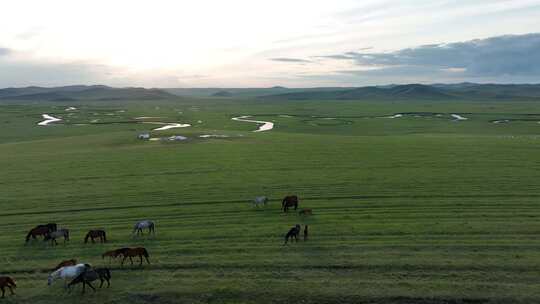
(0, 276, 16, 298)
(85, 230, 107, 243)
(121, 247, 150, 267)
(53, 259, 77, 271)
(102, 248, 129, 263)
(282, 195, 299, 212)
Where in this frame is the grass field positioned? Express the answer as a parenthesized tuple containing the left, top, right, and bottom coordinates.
(1, 97, 540, 303)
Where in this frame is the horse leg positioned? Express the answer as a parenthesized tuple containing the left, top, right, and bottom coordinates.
(87, 282, 96, 292)
(139, 255, 143, 266)
(129, 256, 134, 265)
(121, 256, 127, 267)
(82, 282, 86, 294)
(145, 256, 151, 265)
(99, 278, 104, 288)
(1, 286, 5, 298)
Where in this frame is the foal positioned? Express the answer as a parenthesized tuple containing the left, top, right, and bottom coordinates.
(0, 276, 16, 298)
(102, 248, 128, 263)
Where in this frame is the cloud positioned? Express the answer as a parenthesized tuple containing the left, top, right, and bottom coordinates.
(270, 57, 312, 63)
(324, 33, 540, 78)
(0, 47, 10, 56)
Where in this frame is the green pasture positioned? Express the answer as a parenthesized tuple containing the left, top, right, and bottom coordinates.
(1, 98, 540, 303)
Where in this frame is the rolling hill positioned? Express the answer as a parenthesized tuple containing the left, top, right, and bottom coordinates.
(0, 85, 177, 101)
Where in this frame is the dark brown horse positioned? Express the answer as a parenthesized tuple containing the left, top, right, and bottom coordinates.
(53, 259, 77, 271)
(84, 230, 107, 243)
(102, 248, 129, 263)
(284, 224, 301, 244)
(121, 247, 150, 267)
(0, 276, 16, 298)
(25, 226, 51, 243)
(282, 195, 299, 212)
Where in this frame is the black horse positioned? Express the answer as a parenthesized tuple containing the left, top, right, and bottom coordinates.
(68, 267, 111, 294)
(282, 195, 299, 212)
(284, 224, 301, 244)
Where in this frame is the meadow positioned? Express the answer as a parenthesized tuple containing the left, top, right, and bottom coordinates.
(1, 97, 540, 303)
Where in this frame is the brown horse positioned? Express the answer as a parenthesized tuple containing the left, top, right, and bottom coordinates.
(0, 276, 16, 298)
(53, 259, 77, 271)
(298, 208, 312, 216)
(121, 247, 150, 267)
(25, 226, 51, 243)
(282, 195, 299, 212)
(84, 230, 107, 243)
(102, 248, 129, 263)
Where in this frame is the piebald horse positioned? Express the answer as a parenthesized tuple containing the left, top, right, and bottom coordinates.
(44, 228, 70, 245)
(132, 220, 155, 236)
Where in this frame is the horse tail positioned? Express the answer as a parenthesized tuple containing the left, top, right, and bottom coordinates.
(282, 197, 286, 209)
(65, 229, 70, 241)
(106, 268, 111, 279)
(84, 232, 90, 243)
(151, 222, 155, 234)
(103, 231, 107, 242)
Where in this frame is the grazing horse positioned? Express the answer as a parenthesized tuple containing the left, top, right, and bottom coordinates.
(252, 196, 268, 207)
(132, 220, 155, 236)
(25, 226, 51, 243)
(298, 208, 312, 216)
(44, 229, 70, 246)
(84, 230, 107, 243)
(68, 267, 111, 294)
(284, 224, 301, 244)
(0, 276, 16, 298)
(42, 223, 58, 232)
(121, 247, 150, 267)
(48, 264, 89, 288)
(53, 259, 77, 271)
(102, 248, 129, 263)
(282, 195, 299, 212)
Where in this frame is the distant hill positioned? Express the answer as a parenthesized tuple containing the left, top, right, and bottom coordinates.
(258, 83, 540, 101)
(211, 90, 234, 97)
(0, 85, 176, 101)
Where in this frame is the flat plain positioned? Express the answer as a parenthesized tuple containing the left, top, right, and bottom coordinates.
(1, 97, 540, 303)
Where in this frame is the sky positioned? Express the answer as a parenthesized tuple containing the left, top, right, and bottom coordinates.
(1, 0, 540, 88)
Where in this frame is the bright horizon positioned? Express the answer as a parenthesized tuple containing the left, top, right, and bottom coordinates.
(1, 0, 540, 88)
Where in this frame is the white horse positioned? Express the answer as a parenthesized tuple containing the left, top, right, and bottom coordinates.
(47, 264, 89, 288)
(252, 196, 268, 208)
(133, 220, 155, 236)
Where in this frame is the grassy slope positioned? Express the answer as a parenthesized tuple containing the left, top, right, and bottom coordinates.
(1, 98, 540, 303)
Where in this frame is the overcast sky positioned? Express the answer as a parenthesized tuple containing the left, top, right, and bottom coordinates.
(1, 0, 540, 87)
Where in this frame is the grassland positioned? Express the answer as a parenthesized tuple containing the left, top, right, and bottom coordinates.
(1, 97, 540, 303)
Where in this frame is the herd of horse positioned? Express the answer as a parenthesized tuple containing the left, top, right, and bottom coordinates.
(2, 196, 308, 298)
